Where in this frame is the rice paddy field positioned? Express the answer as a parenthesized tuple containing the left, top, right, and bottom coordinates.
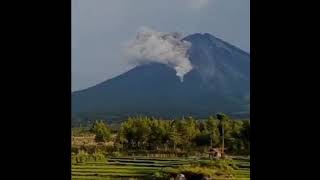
(72, 156, 250, 180)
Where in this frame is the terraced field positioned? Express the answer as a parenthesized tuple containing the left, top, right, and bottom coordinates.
(231, 157, 250, 180)
(72, 156, 250, 180)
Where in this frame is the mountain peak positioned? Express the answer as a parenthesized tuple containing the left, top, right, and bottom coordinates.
(183, 33, 249, 56)
(183, 33, 220, 42)
(180, 32, 250, 90)
(72, 33, 250, 121)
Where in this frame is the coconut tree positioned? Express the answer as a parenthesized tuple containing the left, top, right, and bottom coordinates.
(216, 113, 227, 157)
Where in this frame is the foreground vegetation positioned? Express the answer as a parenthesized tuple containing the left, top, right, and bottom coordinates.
(72, 114, 250, 179)
(72, 156, 250, 180)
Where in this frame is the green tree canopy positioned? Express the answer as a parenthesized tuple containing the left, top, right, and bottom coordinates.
(91, 120, 111, 142)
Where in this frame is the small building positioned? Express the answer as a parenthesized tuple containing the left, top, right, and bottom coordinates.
(209, 147, 222, 159)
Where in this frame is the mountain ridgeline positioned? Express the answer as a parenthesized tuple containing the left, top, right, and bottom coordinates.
(72, 33, 250, 122)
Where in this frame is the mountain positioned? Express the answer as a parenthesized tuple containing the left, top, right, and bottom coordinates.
(72, 33, 250, 121)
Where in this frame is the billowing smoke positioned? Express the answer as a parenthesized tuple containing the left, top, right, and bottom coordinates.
(125, 27, 193, 82)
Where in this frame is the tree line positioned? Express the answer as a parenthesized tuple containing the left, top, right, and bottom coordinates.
(82, 114, 250, 155)
(116, 114, 249, 155)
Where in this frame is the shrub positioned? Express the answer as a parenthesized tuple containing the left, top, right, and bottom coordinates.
(72, 151, 106, 163)
(110, 151, 121, 157)
(150, 171, 171, 180)
(71, 153, 77, 164)
(158, 159, 235, 179)
(178, 166, 215, 179)
(71, 146, 79, 154)
(198, 159, 236, 171)
(157, 166, 216, 180)
(80, 145, 97, 154)
(75, 151, 89, 163)
(96, 145, 115, 153)
(90, 152, 106, 162)
(90, 121, 111, 142)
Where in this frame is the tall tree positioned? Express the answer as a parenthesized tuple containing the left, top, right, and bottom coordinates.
(240, 120, 250, 154)
(91, 120, 111, 142)
(216, 113, 229, 157)
(168, 120, 182, 151)
(206, 116, 220, 148)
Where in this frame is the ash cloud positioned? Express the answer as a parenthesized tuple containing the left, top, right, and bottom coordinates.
(125, 26, 193, 82)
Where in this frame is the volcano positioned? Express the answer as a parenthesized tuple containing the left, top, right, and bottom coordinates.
(72, 33, 250, 121)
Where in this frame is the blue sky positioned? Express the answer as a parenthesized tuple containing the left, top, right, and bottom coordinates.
(72, 0, 250, 91)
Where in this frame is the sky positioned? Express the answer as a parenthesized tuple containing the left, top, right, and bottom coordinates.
(72, 0, 250, 91)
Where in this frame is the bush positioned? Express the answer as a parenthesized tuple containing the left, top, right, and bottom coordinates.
(97, 145, 115, 153)
(150, 171, 171, 180)
(198, 159, 235, 169)
(157, 159, 235, 179)
(75, 151, 89, 163)
(110, 151, 121, 157)
(91, 121, 111, 142)
(71, 153, 77, 164)
(178, 166, 215, 179)
(71, 146, 79, 154)
(158, 166, 215, 180)
(80, 145, 97, 154)
(210, 159, 235, 177)
(72, 151, 107, 164)
(91, 152, 106, 162)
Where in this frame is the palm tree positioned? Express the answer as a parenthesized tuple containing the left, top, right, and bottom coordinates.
(216, 113, 226, 157)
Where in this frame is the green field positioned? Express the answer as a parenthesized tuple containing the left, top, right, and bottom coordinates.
(72, 156, 250, 180)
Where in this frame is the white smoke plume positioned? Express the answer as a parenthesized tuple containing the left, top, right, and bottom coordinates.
(125, 26, 193, 82)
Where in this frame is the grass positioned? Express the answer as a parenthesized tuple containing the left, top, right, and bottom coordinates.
(84, 162, 178, 167)
(73, 165, 160, 170)
(107, 159, 188, 164)
(72, 172, 148, 176)
(72, 156, 250, 180)
(72, 168, 156, 174)
(72, 176, 113, 180)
